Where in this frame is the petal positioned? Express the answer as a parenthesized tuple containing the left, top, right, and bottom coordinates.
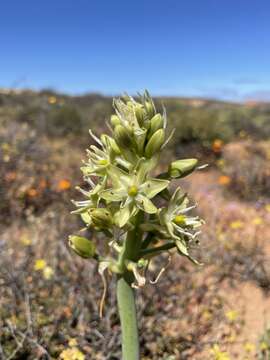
(107, 165, 130, 188)
(175, 238, 189, 256)
(115, 203, 136, 227)
(136, 195, 157, 214)
(142, 178, 169, 199)
(99, 189, 125, 202)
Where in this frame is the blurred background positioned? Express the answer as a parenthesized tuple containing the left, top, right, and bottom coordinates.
(1, 1, 270, 359)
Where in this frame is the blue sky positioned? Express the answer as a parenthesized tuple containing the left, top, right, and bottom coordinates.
(1, 0, 270, 100)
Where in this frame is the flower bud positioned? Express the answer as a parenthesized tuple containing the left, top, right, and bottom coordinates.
(145, 128, 165, 158)
(169, 158, 198, 178)
(145, 100, 155, 119)
(111, 115, 121, 127)
(69, 235, 96, 258)
(101, 134, 121, 155)
(135, 105, 145, 127)
(90, 208, 113, 229)
(114, 125, 133, 149)
(149, 114, 164, 137)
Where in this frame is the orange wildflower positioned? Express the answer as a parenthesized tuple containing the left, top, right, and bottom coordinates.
(57, 179, 71, 191)
(27, 188, 38, 197)
(218, 175, 231, 185)
(212, 139, 223, 153)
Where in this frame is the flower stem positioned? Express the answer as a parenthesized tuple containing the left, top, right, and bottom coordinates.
(117, 212, 143, 359)
(117, 276, 139, 360)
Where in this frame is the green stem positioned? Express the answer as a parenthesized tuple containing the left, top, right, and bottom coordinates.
(117, 211, 144, 360)
(117, 211, 143, 360)
(117, 276, 139, 360)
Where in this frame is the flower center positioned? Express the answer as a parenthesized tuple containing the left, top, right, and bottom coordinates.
(128, 185, 138, 197)
(174, 215, 186, 225)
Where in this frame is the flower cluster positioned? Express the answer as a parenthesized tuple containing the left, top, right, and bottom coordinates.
(69, 91, 204, 288)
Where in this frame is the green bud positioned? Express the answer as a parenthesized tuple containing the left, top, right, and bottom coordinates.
(101, 134, 121, 155)
(145, 100, 155, 119)
(114, 125, 133, 149)
(169, 158, 198, 179)
(149, 114, 164, 137)
(135, 105, 145, 127)
(90, 208, 113, 229)
(126, 100, 134, 108)
(69, 235, 96, 259)
(111, 114, 121, 127)
(145, 128, 165, 158)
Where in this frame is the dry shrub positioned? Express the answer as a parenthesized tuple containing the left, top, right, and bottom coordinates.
(222, 141, 270, 200)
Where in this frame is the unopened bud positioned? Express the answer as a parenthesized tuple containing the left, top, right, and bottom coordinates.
(69, 235, 96, 258)
(145, 129, 165, 158)
(111, 115, 121, 127)
(135, 105, 145, 127)
(90, 208, 113, 229)
(145, 100, 155, 119)
(114, 125, 133, 149)
(169, 158, 198, 179)
(101, 134, 121, 155)
(149, 114, 164, 137)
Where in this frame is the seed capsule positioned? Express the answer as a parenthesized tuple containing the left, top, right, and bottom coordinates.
(145, 128, 165, 158)
(90, 208, 113, 229)
(114, 125, 133, 149)
(69, 235, 96, 258)
(149, 114, 164, 137)
(110, 114, 121, 127)
(169, 158, 198, 178)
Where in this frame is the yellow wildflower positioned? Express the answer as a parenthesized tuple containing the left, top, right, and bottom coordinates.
(225, 310, 238, 322)
(21, 235, 32, 246)
(48, 96, 57, 104)
(202, 309, 212, 321)
(68, 338, 78, 347)
(230, 221, 244, 230)
(43, 266, 54, 280)
(210, 344, 231, 360)
(59, 347, 85, 360)
(244, 342, 255, 353)
(216, 159, 225, 168)
(260, 341, 268, 351)
(34, 259, 47, 271)
(265, 204, 270, 213)
(252, 217, 263, 225)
